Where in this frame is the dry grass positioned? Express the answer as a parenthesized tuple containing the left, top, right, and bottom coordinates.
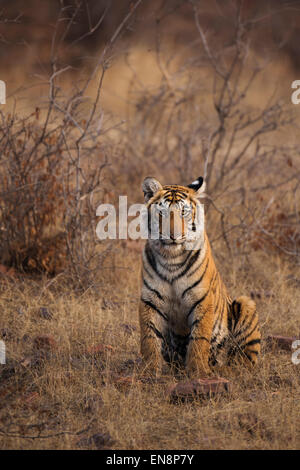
(0, 243, 299, 450)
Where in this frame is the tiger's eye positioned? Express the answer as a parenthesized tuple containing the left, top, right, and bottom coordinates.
(181, 206, 192, 218)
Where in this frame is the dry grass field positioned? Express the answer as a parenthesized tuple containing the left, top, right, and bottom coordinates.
(0, 0, 300, 450)
(0, 245, 299, 450)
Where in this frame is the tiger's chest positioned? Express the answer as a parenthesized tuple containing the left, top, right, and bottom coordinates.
(152, 277, 206, 332)
(141, 242, 208, 334)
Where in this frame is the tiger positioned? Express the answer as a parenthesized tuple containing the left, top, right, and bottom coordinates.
(139, 176, 261, 377)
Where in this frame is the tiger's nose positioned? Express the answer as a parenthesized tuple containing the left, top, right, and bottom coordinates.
(169, 225, 177, 240)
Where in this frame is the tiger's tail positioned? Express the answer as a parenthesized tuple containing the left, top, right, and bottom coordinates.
(228, 296, 261, 366)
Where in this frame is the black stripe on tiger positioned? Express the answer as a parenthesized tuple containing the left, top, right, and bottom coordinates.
(241, 338, 261, 349)
(173, 249, 201, 282)
(147, 322, 164, 340)
(182, 255, 209, 297)
(189, 335, 210, 343)
(145, 244, 170, 283)
(141, 299, 169, 322)
(143, 278, 164, 301)
(186, 291, 209, 319)
(143, 264, 154, 280)
(234, 318, 258, 342)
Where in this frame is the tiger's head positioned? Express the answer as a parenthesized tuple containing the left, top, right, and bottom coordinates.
(142, 176, 206, 250)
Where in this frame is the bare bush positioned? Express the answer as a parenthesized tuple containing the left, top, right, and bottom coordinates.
(114, 0, 300, 261)
(0, 0, 144, 288)
(0, 97, 110, 286)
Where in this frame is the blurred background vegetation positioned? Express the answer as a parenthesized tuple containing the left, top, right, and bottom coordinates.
(0, 0, 299, 288)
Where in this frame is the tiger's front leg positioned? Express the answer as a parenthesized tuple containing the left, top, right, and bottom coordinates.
(139, 300, 164, 376)
(185, 300, 214, 377)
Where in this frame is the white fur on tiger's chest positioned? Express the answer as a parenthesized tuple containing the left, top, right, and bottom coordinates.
(161, 280, 207, 333)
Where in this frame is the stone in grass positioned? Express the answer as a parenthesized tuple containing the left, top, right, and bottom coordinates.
(31, 335, 57, 361)
(77, 432, 114, 450)
(19, 336, 57, 368)
(33, 335, 57, 351)
(167, 377, 232, 403)
(266, 335, 299, 352)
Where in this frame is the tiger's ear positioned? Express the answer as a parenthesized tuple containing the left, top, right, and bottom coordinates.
(142, 177, 163, 202)
(187, 176, 206, 197)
